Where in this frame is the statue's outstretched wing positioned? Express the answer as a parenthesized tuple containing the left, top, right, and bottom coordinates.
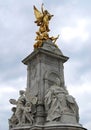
(33, 5, 43, 20)
(66, 95, 74, 104)
(9, 99, 17, 105)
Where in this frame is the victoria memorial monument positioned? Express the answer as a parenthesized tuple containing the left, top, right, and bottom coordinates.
(8, 4, 87, 130)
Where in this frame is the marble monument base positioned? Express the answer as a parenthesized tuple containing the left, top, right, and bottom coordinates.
(11, 124, 87, 130)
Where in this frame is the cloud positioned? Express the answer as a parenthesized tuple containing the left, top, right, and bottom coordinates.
(0, 1, 91, 130)
(61, 18, 89, 43)
(0, 77, 26, 109)
(0, 77, 27, 129)
(85, 122, 91, 130)
(65, 70, 91, 128)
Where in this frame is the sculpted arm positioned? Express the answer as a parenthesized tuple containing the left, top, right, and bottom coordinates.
(45, 89, 52, 110)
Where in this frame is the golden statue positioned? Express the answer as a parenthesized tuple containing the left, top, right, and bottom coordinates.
(34, 4, 53, 32)
(33, 4, 59, 49)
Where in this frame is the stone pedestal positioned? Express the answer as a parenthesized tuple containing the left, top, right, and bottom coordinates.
(32, 125, 87, 130)
(22, 40, 69, 125)
(11, 124, 87, 130)
(9, 40, 87, 130)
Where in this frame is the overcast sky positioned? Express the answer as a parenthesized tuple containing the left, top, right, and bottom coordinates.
(0, 0, 91, 130)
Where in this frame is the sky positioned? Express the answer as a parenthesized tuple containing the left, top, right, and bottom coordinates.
(0, 0, 91, 130)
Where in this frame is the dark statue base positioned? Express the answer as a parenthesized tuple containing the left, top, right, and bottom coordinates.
(11, 124, 87, 130)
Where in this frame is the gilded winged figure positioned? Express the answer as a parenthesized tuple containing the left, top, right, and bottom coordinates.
(33, 4, 59, 49)
(34, 4, 53, 32)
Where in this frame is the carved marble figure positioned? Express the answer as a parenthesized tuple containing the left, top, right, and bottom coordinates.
(22, 102, 34, 125)
(9, 107, 18, 129)
(14, 90, 26, 125)
(9, 90, 27, 126)
(45, 78, 79, 122)
(9, 90, 37, 128)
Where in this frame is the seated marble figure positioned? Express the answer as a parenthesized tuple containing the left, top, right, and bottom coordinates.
(45, 78, 79, 123)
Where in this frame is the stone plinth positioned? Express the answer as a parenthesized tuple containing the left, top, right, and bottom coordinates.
(10, 124, 87, 130)
(22, 40, 69, 125)
(9, 40, 87, 130)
